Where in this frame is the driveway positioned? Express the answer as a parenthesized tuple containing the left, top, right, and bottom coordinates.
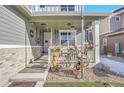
(100, 56, 124, 76)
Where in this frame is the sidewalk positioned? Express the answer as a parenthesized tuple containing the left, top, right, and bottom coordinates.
(100, 55, 124, 76)
(101, 55, 124, 63)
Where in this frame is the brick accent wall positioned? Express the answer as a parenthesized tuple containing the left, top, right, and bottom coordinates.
(107, 33, 124, 58)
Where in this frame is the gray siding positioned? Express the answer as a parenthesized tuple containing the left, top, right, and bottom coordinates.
(0, 6, 26, 45)
(110, 15, 122, 32)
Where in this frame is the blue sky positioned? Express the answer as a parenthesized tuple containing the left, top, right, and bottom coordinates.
(84, 5, 120, 12)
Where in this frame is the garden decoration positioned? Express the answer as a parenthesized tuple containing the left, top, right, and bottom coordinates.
(73, 56, 81, 78)
(50, 45, 60, 72)
(49, 42, 95, 79)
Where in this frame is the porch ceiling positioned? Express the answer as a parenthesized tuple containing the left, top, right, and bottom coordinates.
(30, 15, 109, 30)
(31, 16, 81, 30)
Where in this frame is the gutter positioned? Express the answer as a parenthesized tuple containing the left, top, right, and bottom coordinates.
(107, 31, 124, 37)
(14, 5, 32, 19)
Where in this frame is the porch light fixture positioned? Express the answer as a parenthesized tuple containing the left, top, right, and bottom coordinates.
(70, 25, 75, 29)
(66, 23, 72, 26)
(41, 23, 46, 26)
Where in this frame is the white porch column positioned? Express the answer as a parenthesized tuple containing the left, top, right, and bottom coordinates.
(50, 28, 53, 46)
(93, 21, 100, 64)
(35, 5, 38, 12)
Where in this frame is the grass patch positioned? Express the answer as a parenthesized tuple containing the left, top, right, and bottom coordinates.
(44, 82, 124, 87)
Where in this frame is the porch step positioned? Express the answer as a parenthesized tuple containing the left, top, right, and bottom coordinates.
(9, 73, 45, 82)
(27, 62, 48, 68)
(32, 55, 48, 63)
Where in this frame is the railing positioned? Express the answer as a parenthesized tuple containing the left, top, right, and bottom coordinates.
(48, 45, 95, 71)
(27, 5, 81, 13)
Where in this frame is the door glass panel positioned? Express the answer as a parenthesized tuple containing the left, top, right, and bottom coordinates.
(68, 32, 75, 46)
(61, 32, 68, 46)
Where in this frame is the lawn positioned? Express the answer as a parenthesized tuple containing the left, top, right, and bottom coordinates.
(44, 82, 124, 87)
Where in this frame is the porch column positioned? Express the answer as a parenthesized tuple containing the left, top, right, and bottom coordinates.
(35, 5, 38, 12)
(50, 27, 53, 46)
(93, 21, 100, 64)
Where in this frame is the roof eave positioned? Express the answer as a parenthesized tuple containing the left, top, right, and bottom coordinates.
(83, 12, 112, 17)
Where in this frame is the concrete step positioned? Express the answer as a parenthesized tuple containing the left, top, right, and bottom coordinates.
(9, 73, 45, 82)
(27, 62, 48, 68)
(33, 61, 48, 63)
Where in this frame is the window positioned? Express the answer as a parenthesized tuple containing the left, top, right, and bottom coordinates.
(40, 5, 45, 8)
(103, 38, 107, 46)
(60, 31, 76, 47)
(115, 16, 121, 22)
(68, 5, 75, 11)
(28, 5, 35, 11)
(61, 5, 67, 11)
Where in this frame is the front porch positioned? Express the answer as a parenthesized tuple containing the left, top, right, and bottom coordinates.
(6, 13, 111, 87)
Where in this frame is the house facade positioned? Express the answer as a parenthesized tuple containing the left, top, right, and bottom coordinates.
(100, 6, 124, 58)
(0, 5, 110, 86)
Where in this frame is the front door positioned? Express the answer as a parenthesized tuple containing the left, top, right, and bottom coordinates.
(44, 32, 51, 53)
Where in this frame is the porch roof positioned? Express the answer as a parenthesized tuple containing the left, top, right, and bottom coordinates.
(15, 5, 111, 30)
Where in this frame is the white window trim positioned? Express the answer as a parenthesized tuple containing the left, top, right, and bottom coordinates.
(59, 30, 77, 47)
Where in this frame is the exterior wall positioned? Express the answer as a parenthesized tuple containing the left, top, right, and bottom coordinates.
(0, 48, 25, 86)
(99, 17, 109, 54)
(100, 34, 108, 55)
(0, 5, 43, 86)
(0, 5, 26, 86)
(26, 23, 43, 60)
(107, 33, 124, 58)
(0, 6, 25, 45)
(121, 13, 124, 28)
(99, 17, 109, 35)
(110, 14, 122, 32)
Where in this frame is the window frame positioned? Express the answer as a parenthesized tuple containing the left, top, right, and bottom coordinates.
(115, 16, 121, 22)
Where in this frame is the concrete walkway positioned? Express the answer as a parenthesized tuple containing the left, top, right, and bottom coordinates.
(100, 56, 124, 76)
(10, 73, 45, 82)
(9, 55, 50, 87)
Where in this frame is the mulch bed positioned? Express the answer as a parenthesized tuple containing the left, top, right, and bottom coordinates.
(46, 67, 124, 83)
(8, 82, 36, 87)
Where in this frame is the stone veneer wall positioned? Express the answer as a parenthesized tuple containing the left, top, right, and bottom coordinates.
(0, 46, 43, 86)
(0, 48, 25, 86)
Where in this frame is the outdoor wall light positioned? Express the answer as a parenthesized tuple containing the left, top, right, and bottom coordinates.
(66, 23, 72, 26)
(70, 25, 75, 28)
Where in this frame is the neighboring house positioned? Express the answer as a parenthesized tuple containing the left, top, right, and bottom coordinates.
(0, 5, 110, 86)
(99, 17, 110, 55)
(100, 6, 124, 58)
